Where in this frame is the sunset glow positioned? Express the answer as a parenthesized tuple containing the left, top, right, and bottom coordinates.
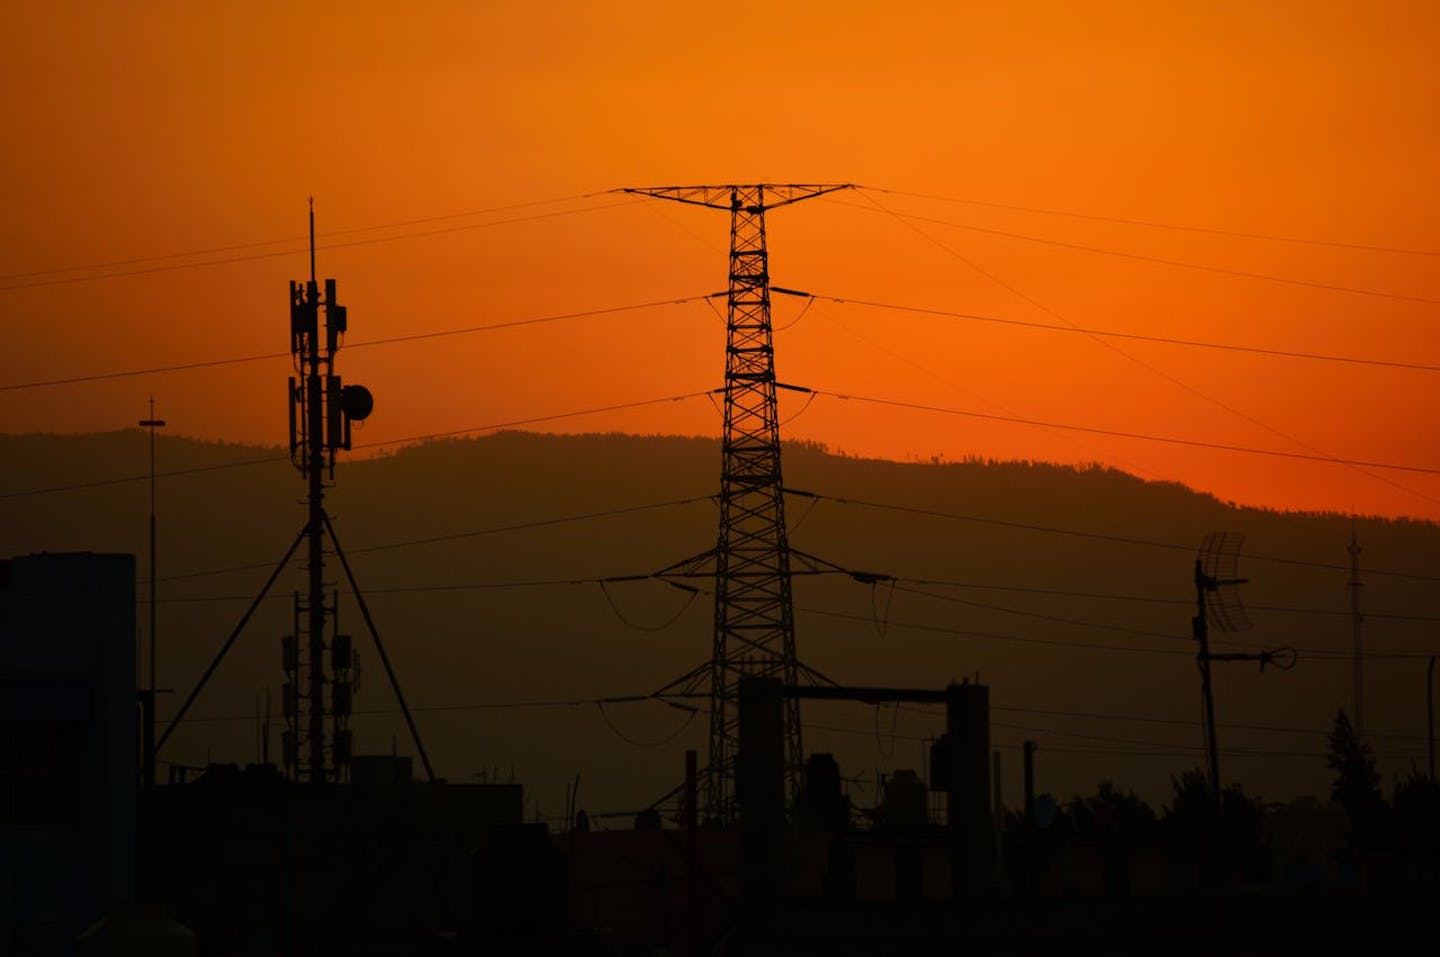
(3, 1, 1438, 518)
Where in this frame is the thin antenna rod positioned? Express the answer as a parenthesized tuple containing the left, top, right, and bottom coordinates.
(308, 196, 316, 285)
(1349, 521, 1365, 740)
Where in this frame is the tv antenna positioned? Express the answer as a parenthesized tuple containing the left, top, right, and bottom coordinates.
(156, 200, 433, 785)
(1192, 532, 1296, 797)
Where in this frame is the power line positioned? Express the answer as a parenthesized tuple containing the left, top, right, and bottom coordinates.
(796, 603, 1191, 658)
(0, 199, 642, 293)
(790, 490, 1440, 584)
(173, 686, 1430, 753)
(900, 576, 1440, 624)
(148, 570, 701, 606)
(0, 294, 718, 393)
(834, 199, 1440, 306)
(989, 703, 1426, 743)
(892, 581, 1344, 659)
(845, 191, 1440, 512)
(809, 389, 1440, 476)
(798, 595, 1430, 662)
(145, 575, 1431, 661)
(993, 719, 1209, 752)
(0, 191, 617, 281)
(812, 293, 1440, 374)
(809, 301, 1163, 481)
(150, 496, 713, 585)
(892, 582, 1190, 643)
(809, 717, 1422, 760)
(993, 720, 1419, 760)
(0, 390, 716, 500)
(178, 690, 670, 725)
(996, 743, 1425, 759)
(865, 187, 1440, 258)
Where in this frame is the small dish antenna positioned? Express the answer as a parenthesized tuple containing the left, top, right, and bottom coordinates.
(1198, 531, 1251, 633)
(341, 384, 374, 422)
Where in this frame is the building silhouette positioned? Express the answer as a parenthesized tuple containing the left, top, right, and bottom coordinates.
(1, 553, 136, 955)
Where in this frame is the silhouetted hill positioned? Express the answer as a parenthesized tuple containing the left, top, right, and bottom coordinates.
(3, 430, 1437, 821)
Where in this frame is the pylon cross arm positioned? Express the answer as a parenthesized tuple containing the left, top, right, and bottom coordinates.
(621, 184, 854, 210)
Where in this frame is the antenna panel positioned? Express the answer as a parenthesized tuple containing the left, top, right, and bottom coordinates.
(332, 633, 352, 671)
(326, 376, 344, 450)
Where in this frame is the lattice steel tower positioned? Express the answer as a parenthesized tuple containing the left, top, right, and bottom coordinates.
(626, 184, 852, 817)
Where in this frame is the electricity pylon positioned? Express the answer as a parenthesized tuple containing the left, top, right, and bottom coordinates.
(626, 184, 853, 819)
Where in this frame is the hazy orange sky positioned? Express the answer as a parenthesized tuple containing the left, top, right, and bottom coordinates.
(3, 1, 1439, 519)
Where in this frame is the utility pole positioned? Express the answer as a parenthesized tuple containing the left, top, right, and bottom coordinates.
(1348, 523, 1365, 740)
(626, 184, 852, 819)
(1192, 533, 1296, 801)
(1192, 558, 1224, 799)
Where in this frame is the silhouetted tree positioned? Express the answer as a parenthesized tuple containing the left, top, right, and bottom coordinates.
(1163, 769, 1265, 885)
(1327, 710, 1388, 851)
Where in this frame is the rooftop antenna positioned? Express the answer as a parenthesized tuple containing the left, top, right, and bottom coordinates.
(156, 200, 433, 786)
(308, 195, 317, 287)
(1193, 532, 1296, 799)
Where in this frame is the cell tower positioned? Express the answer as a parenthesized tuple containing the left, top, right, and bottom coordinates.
(280, 199, 373, 784)
(626, 184, 853, 818)
(157, 201, 433, 786)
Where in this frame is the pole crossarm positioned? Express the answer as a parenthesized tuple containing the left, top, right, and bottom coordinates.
(621, 183, 854, 211)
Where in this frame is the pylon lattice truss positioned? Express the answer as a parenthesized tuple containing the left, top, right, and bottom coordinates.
(627, 184, 852, 820)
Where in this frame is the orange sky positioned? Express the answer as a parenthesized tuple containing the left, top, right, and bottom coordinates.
(2, 1, 1439, 519)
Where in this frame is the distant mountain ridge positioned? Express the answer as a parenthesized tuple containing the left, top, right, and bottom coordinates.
(3, 429, 1437, 818)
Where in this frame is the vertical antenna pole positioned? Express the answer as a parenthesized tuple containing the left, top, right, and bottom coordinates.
(308, 195, 317, 285)
(305, 212, 327, 785)
(1193, 560, 1221, 800)
(137, 400, 165, 814)
(1348, 523, 1365, 740)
